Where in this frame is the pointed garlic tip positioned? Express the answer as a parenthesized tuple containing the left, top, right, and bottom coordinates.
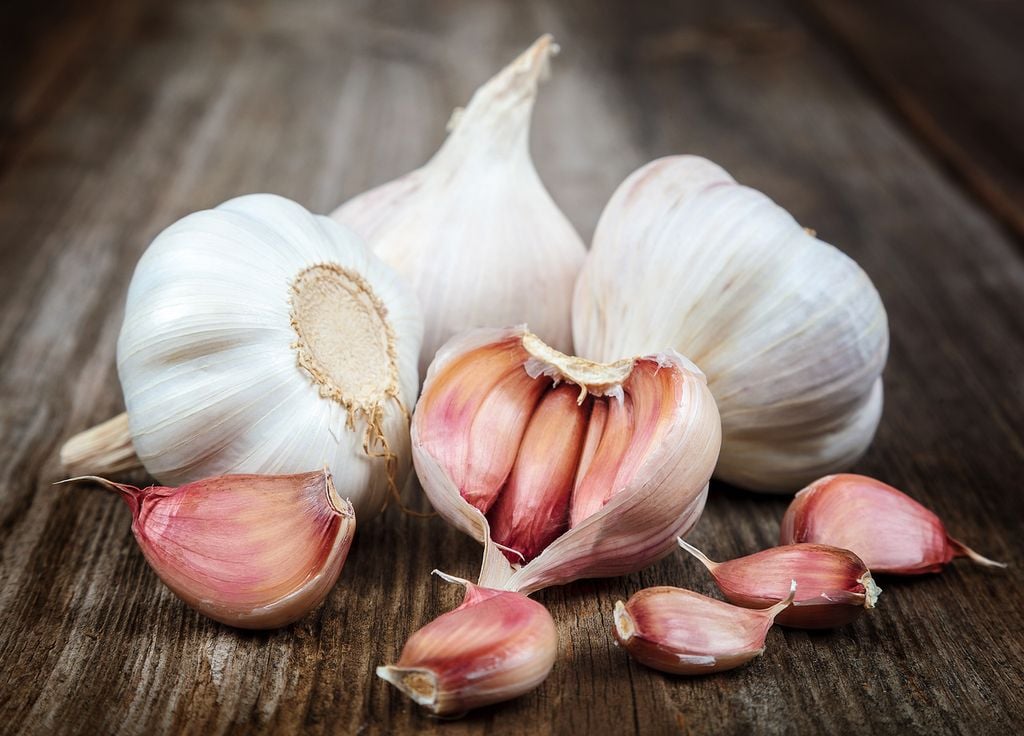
(613, 600, 635, 644)
(860, 572, 882, 609)
(677, 537, 719, 571)
(764, 580, 798, 619)
(431, 569, 471, 587)
(73, 470, 356, 629)
(949, 538, 1008, 569)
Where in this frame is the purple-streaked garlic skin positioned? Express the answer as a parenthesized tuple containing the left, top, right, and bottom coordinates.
(780, 474, 1006, 575)
(78, 469, 355, 629)
(412, 326, 721, 594)
(679, 539, 880, 629)
(612, 583, 795, 675)
(377, 573, 557, 715)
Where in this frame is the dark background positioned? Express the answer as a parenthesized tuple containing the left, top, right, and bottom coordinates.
(1, 1, 1022, 734)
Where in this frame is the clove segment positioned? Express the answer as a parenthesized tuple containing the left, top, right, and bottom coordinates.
(488, 385, 589, 562)
(780, 474, 1006, 575)
(67, 469, 355, 629)
(678, 539, 880, 629)
(412, 326, 721, 594)
(613, 582, 796, 675)
(377, 572, 557, 716)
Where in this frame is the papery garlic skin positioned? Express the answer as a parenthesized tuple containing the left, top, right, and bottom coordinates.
(74, 470, 355, 629)
(412, 325, 721, 595)
(780, 474, 1006, 574)
(377, 572, 557, 716)
(679, 539, 879, 629)
(332, 35, 585, 374)
(63, 194, 422, 519)
(573, 156, 889, 493)
(612, 582, 795, 675)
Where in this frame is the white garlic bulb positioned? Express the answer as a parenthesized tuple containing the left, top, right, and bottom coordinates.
(331, 35, 585, 375)
(62, 194, 422, 518)
(573, 156, 888, 492)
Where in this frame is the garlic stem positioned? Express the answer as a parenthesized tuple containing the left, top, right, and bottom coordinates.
(60, 413, 140, 477)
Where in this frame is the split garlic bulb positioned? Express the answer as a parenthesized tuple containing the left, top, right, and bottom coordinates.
(412, 325, 721, 594)
(331, 35, 585, 375)
(573, 156, 889, 492)
(62, 194, 422, 519)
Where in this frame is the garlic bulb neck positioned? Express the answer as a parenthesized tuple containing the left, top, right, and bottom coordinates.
(433, 34, 556, 165)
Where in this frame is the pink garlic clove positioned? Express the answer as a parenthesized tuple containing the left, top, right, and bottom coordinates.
(613, 581, 796, 675)
(780, 474, 1006, 575)
(67, 469, 354, 629)
(377, 571, 558, 716)
(678, 539, 880, 629)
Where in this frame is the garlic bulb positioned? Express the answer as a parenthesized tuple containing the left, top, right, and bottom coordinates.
(412, 325, 721, 595)
(331, 35, 585, 375)
(61, 194, 422, 519)
(573, 156, 889, 492)
(69, 470, 356, 629)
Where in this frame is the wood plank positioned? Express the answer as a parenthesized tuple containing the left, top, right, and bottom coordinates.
(1, 0, 1022, 734)
(795, 0, 1024, 240)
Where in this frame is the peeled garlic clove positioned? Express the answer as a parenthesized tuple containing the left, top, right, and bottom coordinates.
(61, 194, 422, 519)
(332, 35, 585, 375)
(780, 474, 1006, 574)
(613, 582, 796, 675)
(71, 469, 355, 629)
(377, 572, 557, 716)
(413, 325, 721, 594)
(678, 539, 880, 629)
(573, 156, 889, 493)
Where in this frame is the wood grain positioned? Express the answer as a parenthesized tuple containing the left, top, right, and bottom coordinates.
(1, 0, 1022, 734)
(796, 0, 1024, 241)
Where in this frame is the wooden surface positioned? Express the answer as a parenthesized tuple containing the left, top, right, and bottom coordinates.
(1, 1, 1022, 734)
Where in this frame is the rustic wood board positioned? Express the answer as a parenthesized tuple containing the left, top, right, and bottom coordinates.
(1, 1, 1021, 734)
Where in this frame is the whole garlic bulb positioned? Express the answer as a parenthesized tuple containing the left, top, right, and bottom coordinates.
(573, 156, 889, 492)
(62, 194, 422, 519)
(331, 35, 585, 375)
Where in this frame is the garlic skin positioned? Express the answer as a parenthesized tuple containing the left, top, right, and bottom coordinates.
(412, 325, 721, 595)
(678, 539, 880, 629)
(613, 582, 796, 675)
(573, 156, 889, 493)
(377, 572, 557, 716)
(61, 194, 422, 519)
(71, 469, 355, 629)
(332, 35, 585, 375)
(780, 474, 1006, 574)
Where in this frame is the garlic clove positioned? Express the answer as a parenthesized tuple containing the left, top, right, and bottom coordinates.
(377, 571, 557, 716)
(678, 539, 880, 629)
(332, 36, 586, 376)
(61, 194, 423, 520)
(69, 469, 355, 629)
(413, 325, 721, 594)
(612, 581, 796, 675)
(488, 384, 588, 562)
(780, 474, 1006, 574)
(573, 155, 889, 493)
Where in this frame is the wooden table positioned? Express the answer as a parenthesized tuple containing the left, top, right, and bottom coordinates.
(2, 1, 1021, 733)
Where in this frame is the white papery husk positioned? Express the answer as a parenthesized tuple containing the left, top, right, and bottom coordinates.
(411, 326, 721, 595)
(116, 194, 422, 518)
(573, 156, 889, 492)
(331, 35, 585, 375)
